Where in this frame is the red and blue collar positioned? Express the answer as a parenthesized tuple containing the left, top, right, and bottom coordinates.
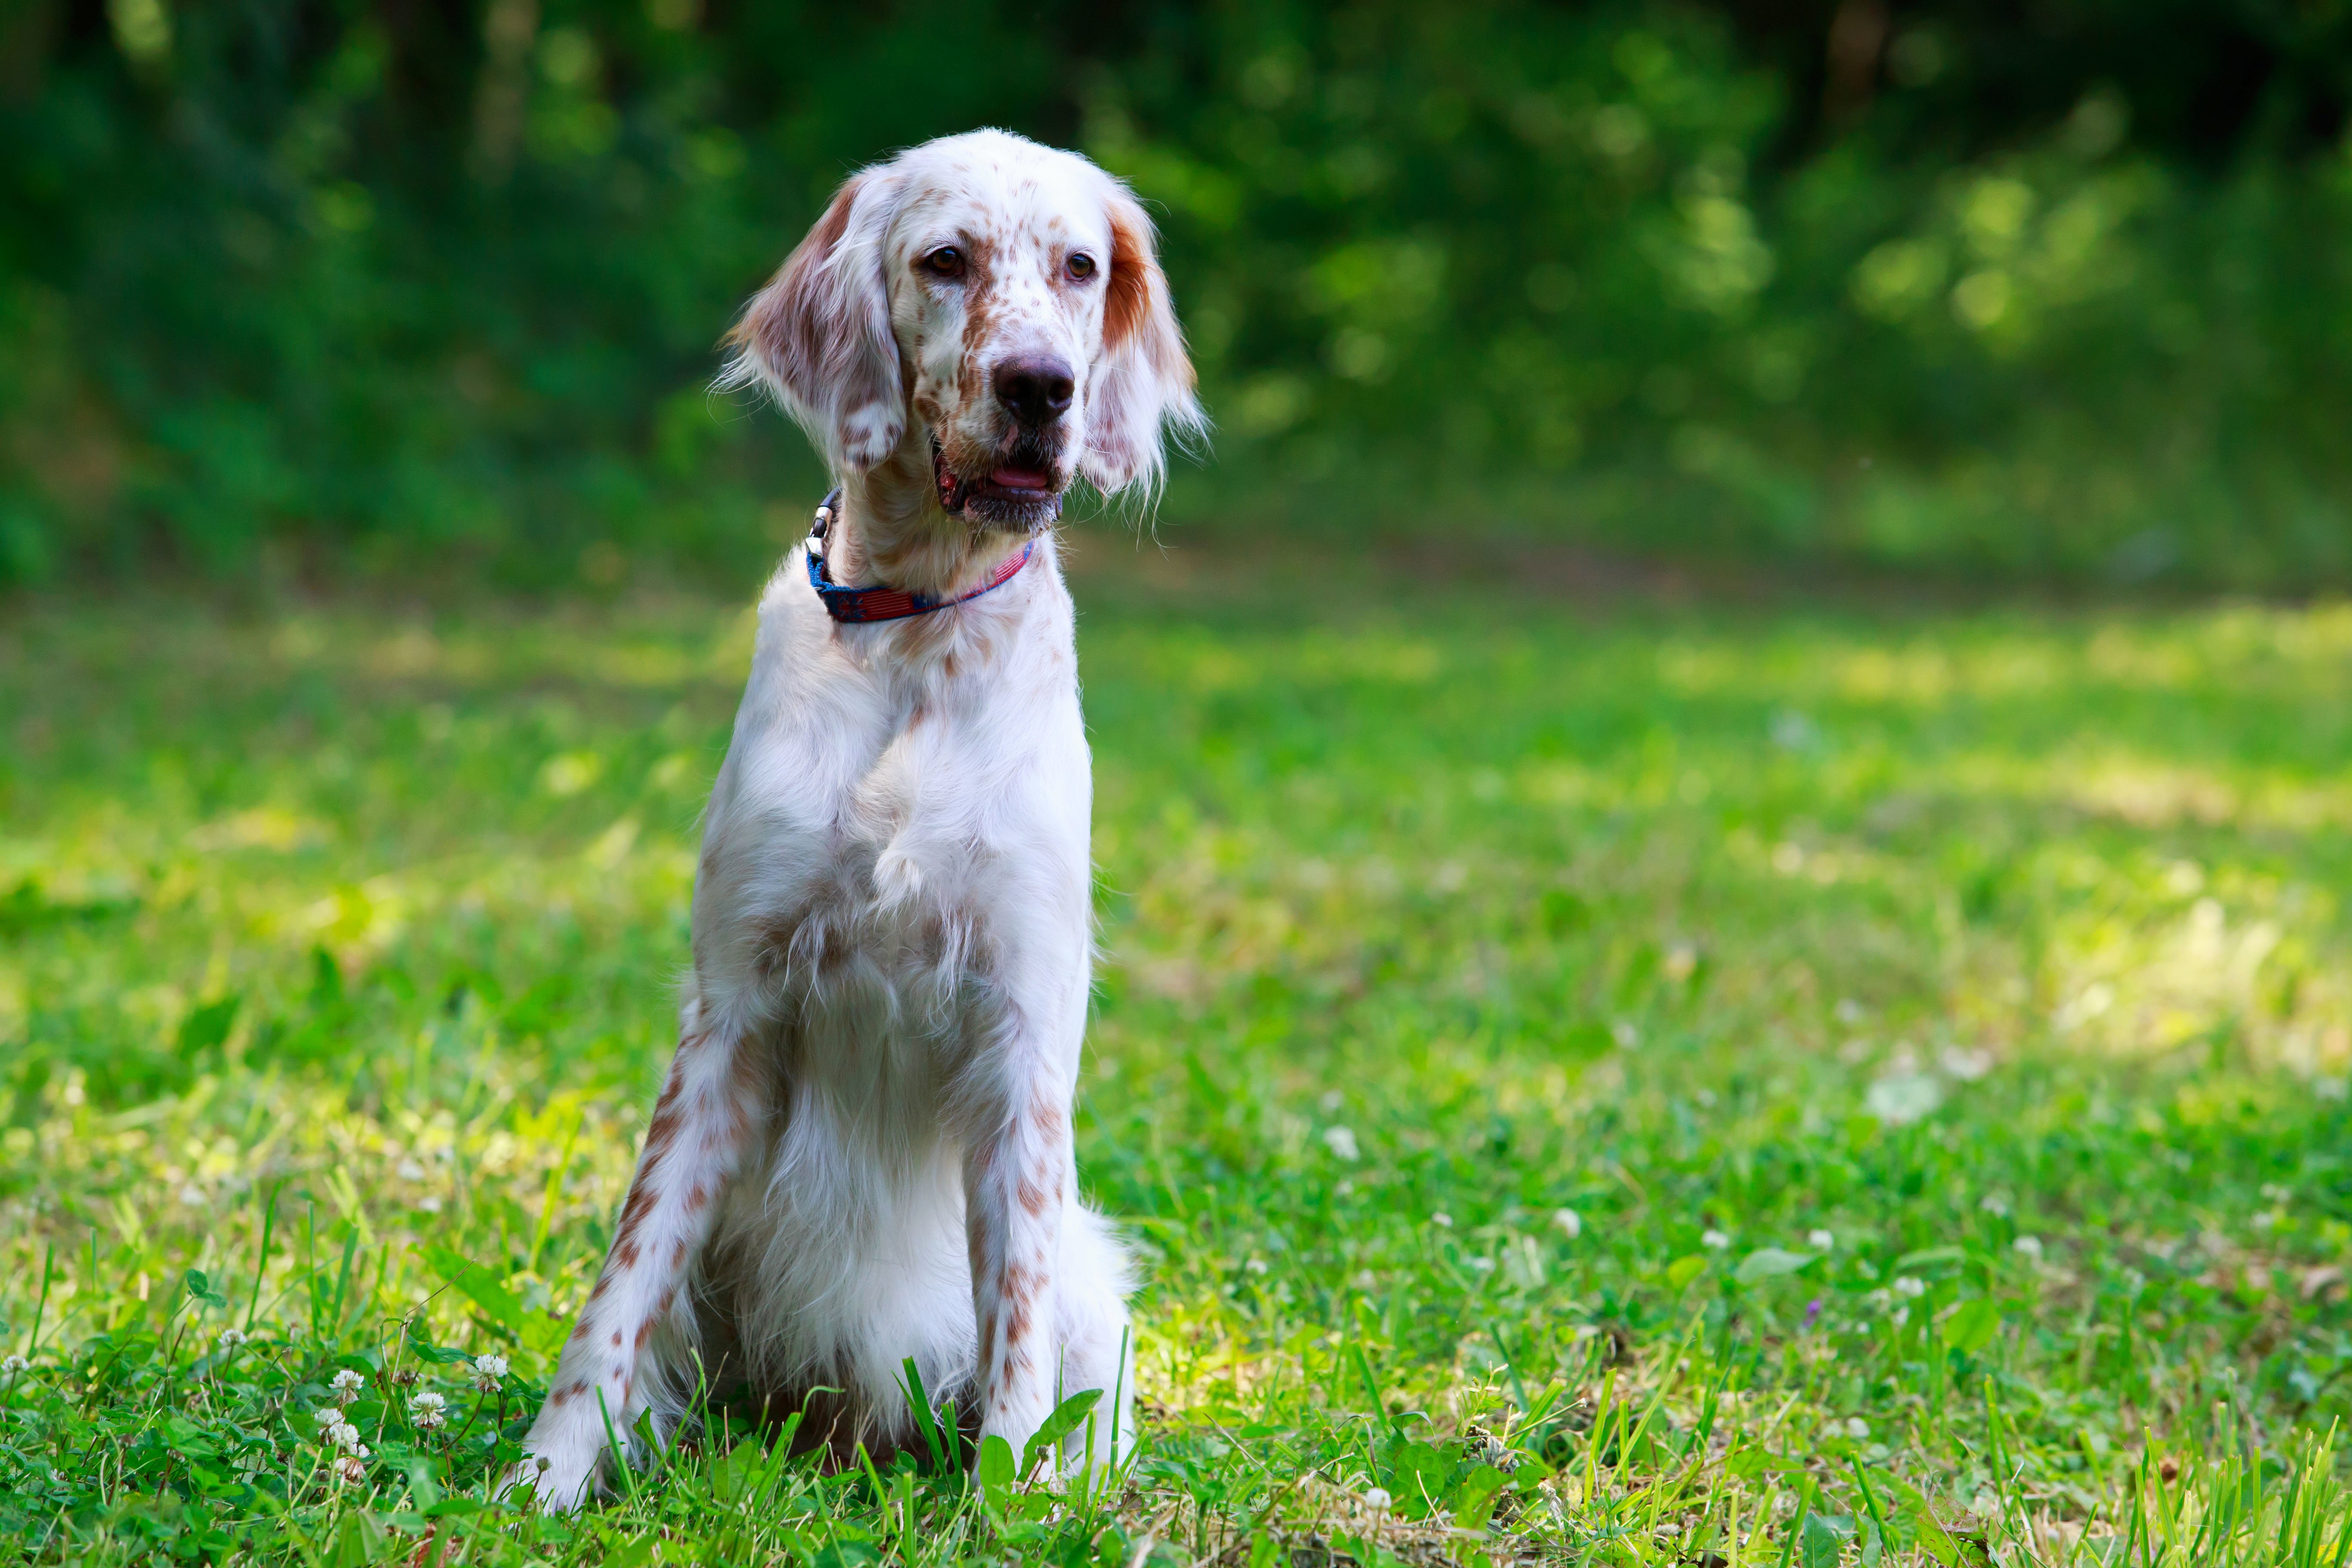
(805, 490, 1035, 624)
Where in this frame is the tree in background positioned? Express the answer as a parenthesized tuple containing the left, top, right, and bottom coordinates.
(2, 0, 2349, 589)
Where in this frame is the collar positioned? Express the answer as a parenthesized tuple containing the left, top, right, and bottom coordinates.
(804, 490, 1035, 624)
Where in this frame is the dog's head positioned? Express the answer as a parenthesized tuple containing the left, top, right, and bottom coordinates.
(725, 130, 1203, 529)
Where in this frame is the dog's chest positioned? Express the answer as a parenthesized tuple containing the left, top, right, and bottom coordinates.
(704, 596, 1091, 1041)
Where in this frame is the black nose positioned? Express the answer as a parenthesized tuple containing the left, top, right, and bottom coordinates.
(992, 355, 1075, 428)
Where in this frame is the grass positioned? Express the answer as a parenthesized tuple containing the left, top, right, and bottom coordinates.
(4, 539, 2352, 1566)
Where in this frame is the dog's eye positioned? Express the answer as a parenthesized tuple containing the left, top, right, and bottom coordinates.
(1064, 252, 1096, 282)
(921, 247, 966, 280)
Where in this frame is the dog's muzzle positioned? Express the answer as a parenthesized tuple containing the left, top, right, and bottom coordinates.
(933, 435, 1064, 531)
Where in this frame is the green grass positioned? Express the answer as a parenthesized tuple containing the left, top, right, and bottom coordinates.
(5, 547, 2352, 1566)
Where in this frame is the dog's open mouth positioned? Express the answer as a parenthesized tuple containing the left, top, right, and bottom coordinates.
(933, 436, 1064, 530)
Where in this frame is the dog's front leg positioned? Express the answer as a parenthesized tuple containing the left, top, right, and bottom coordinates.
(508, 994, 758, 1511)
(963, 1062, 1078, 1473)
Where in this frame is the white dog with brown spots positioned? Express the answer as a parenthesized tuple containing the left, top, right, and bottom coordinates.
(507, 129, 1200, 1510)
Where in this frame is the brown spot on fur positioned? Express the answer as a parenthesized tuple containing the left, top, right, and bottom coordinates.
(724, 1041, 766, 1137)
(615, 1239, 640, 1271)
(1017, 1170, 1055, 1216)
(673, 1236, 690, 1267)
(614, 1182, 658, 1244)
(968, 1224, 993, 1289)
(686, 1182, 709, 1213)
(570, 1322, 589, 1342)
(1103, 198, 1156, 357)
(956, 233, 1000, 398)
(1031, 1094, 1067, 1142)
(641, 1108, 682, 1159)
(611, 1330, 623, 1347)
(636, 1319, 657, 1349)
(588, 1273, 612, 1301)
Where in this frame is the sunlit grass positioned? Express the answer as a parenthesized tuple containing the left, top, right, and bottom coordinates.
(3, 560, 2351, 1564)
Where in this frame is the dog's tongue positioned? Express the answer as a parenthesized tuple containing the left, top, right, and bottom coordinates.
(990, 466, 1050, 492)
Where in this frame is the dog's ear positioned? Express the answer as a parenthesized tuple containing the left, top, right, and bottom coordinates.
(1081, 186, 1204, 497)
(722, 171, 906, 474)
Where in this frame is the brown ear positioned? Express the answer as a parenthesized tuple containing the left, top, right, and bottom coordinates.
(720, 171, 906, 473)
(1082, 189, 1204, 496)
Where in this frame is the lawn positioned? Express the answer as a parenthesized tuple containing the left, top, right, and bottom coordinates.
(4, 543, 2352, 1566)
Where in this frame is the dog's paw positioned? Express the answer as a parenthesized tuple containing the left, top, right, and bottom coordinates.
(496, 1449, 598, 1514)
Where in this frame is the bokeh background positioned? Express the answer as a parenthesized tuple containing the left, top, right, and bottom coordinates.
(6, 0, 2352, 593)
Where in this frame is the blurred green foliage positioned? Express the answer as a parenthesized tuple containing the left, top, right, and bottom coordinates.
(3, 0, 2351, 590)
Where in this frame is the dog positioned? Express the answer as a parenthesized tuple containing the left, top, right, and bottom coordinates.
(508, 129, 1201, 1511)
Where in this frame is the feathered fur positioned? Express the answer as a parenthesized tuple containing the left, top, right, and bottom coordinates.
(510, 130, 1199, 1511)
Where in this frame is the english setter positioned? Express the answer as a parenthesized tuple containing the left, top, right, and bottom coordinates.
(509, 129, 1201, 1510)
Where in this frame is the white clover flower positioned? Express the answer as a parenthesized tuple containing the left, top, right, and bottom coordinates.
(1978, 1194, 2011, 1217)
(178, 1184, 207, 1207)
(1432, 1212, 1453, 1228)
(1469, 1257, 1494, 1272)
(1363, 1487, 1392, 1511)
(334, 1452, 369, 1484)
(329, 1421, 365, 1452)
(216, 1328, 247, 1350)
(1702, 1229, 1730, 1251)
(1864, 1288, 1893, 1311)
(331, 1368, 365, 1403)
(397, 1159, 426, 1181)
(417, 1197, 443, 1214)
(410, 1390, 448, 1430)
(2013, 1235, 2043, 1261)
(1553, 1208, 1582, 1240)
(314, 1406, 345, 1431)
(1892, 1275, 1926, 1299)
(1845, 1417, 1870, 1440)
(1891, 1307, 1910, 1327)
(473, 1353, 509, 1392)
(1322, 1125, 1360, 1161)
(1, 1354, 27, 1374)
(1807, 1230, 1835, 1251)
